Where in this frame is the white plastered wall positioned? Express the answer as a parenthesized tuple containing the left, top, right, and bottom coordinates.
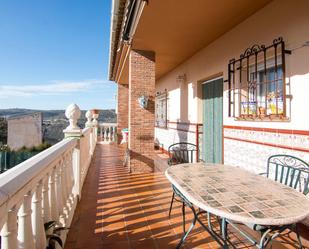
(155, 0, 309, 130)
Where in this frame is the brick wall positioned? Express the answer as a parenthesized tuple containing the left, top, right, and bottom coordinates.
(129, 50, 155, 172)
(117, 83, 129, 143)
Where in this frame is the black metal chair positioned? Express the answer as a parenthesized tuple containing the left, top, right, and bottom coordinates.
(167, 142, 198, 233)
(226, 154, 309, 249)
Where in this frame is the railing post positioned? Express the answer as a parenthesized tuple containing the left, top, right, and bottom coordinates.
(63, 103, 82, 199)
(0, 207, 18, 249)
(92, 111, 99, 144)
(18, 191, 35, 249)
(31, 181, 46, 249)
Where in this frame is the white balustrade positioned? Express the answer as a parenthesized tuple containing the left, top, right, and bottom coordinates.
(99, 123, 117, 144)
(0, 103, 98, 249)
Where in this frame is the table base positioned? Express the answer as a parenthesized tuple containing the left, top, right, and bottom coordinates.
(175, 200, 303, 249)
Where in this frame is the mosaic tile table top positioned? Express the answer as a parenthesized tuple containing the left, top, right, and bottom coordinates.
(165, 163, 309, 226)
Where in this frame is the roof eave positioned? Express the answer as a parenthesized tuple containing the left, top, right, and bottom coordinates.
(108, 0, 126, 81)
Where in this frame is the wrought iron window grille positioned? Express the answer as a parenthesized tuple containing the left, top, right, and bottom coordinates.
(155, 89, 168, 128)
(228, 37, 291, 120)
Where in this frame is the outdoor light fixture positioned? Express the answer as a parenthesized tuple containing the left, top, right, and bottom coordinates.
(176, 73, 186, 81)
(138, 95, 149, 109)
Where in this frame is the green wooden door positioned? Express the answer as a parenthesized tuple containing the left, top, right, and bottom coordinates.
(202, 78, 223, 163)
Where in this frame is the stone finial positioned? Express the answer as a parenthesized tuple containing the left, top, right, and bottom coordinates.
(85, 110, 93, 127)
(64, 103, 81, 131)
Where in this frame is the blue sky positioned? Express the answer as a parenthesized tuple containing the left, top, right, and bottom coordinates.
(0, 0, 116, 110)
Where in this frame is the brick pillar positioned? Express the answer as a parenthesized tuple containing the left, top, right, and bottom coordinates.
(129, 50, 155, 173)
(117, 83, 129, 144)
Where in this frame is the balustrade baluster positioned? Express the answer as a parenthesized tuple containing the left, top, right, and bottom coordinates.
(108, 126, 112, 141)
(61, 156, 69, 221)
(49, 167, 59, 222)
(64, 155, 72, 211)
(55, 162, 65, 226)
(18, 192, 35, 249)
(0, 207, 18, 249)
(100, 126, 103, 138)
(42, 174, 51, 223)
(31, 181, 46, 249)
(67, 150, 75, 204)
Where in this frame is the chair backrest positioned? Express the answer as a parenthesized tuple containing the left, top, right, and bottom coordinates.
(168, 142, 198, 165)
(266, 155, 309, 195)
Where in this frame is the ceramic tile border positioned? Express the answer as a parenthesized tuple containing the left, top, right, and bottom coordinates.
(224, 136, 309, 153)
(224, 125, 309, 136)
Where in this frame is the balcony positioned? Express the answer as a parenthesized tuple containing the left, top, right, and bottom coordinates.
(0, 105, 309, 249)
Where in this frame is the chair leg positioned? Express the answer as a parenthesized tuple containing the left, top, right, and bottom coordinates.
(221, 218, 229, 249)
(294, 224, 303, 249)
(168, 192, 175, 218)
(259, 229, 272, 249)
(182, 202, 186, 233)
(207, 212, 214, 232)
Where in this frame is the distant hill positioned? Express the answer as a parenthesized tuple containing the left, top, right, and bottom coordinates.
(0, 109, 117, 145)
(0, 108, 116, 122)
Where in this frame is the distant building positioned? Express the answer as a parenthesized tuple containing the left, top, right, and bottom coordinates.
(7, 112, 42, 150)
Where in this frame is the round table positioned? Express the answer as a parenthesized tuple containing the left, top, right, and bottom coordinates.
(165, 163, 309, 248)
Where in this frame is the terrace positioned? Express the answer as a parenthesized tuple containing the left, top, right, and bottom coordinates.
(0, 104, 308, 249)
(2, 0, 309, 248)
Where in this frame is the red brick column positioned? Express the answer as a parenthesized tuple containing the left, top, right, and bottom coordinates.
(117, 83, 129, 144)
(129, 50, 155, 173)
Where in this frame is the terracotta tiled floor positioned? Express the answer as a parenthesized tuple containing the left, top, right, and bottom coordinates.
(65, 144, 309, 249)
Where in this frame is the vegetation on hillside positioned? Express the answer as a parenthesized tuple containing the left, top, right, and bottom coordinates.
(0, 117, 7, 144)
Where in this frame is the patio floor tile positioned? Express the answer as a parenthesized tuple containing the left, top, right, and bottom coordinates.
(65, 144, 309, 249)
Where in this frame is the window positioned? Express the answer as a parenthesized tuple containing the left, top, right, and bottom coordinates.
(241, 64, 283, 116)
(228, 37, 290, 120)
(155, 90, 168, 128)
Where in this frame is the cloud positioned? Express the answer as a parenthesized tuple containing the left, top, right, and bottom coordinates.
(0, 79, 112, 98)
